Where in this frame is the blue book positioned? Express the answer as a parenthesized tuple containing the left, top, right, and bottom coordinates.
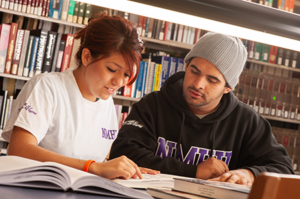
(141, 62, 148, 97)
(151, 56, 170, 88)
(144, 17, 150, 37)
(168, 57, 178, 77)
(176, 58, 184, 72)
(134, 61, 145, 98)
(29, 37, 40, 78)
(49, 0, 63, 19)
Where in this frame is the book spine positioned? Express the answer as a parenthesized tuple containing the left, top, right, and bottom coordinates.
(141, 16, 147, 37)
(176, 58, 184, 72)
(61, 0, 70, 21)
(268, 46, 278, 64)
(33, 0, 39, 15)
(60, 34, 74, 72)
(34, 30, 48, 75)
(5, 23, 18, 74)
(135, 61, 145, 98)
(22, 35, 34, 77)
(0, 24, 11, 73)
(49, 0, 62, 19)
(160, 56, 170, 87)
(177, 25, 184, 42)
(77, 2, 85, 24)
(3, 97, 11, 129)
(37, 0, 44, 16)
(83, 3, 92, 26)
(67, 0, 76, 22)
(13, 0, 18, 11)
(9, 0, 14, 10)
(18, 0, 23, 11)
(147, 18, 154, 38)
(284, 49, 291, 67)
(72, 1, 79, 23)
(11, 29, 25, 75)
(42, 32, 57, 72)
(168, 57, 177, 77)
(28, 37, 39, 78)
(45, 0, 50, 17)
(159, 21, 165, 40)
(55, 40, 65, 72)
(254, 42, 262, 61)
(22, 0, 28, 12)
(51, 33, 62, 72)
(290, 51, 298, 68)
(261, 44, 270, 62)
(182, 26, 189, 43)
(0, 90, 8, 130)
(18, 30, 30, 76)
(41, 0, 47, 16)
(145, 61, 155, 95)
(122, 84, 132, 97)
(276, 48, 284, 65)
(248, 41, 255, 59)
(26, 0, 31, 13)
(141, 62, 148, 97)
(144, 17, 150, 37)
(137, 16, 144, 36)
(153, 63, 161, 91)
(163, 21, 168, 41)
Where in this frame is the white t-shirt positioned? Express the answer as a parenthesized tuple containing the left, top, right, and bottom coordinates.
(1, 69, 118, 162)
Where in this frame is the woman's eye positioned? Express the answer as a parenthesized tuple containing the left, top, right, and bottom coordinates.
(125, 73, 130, 78)
(107, 67, 116, 72)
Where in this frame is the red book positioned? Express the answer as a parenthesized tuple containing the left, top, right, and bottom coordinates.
(137, 16, 144, 36)
(122, 84, 132, 97)
(284, 0, 290, 11)
(193, 28, 201, 44)
(5, 23, 18, 74)
(60, 34, 74, 72)
(11, 29, 25, 75)
(163, 21, 168, 41)
(290, 0, 295, 12)
(269, 46, 278, 64)
(45, 0, 50, 17)
(41, 0, 47, 16)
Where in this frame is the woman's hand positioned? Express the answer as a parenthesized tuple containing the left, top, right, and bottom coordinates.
(88, 155, 142, 180)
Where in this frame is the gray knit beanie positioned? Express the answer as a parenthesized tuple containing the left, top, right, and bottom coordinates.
(184, 32, 247, 89)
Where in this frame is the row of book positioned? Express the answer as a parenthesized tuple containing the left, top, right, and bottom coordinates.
(122, 11, 206, 45)
(243, 39, 300, 69)
(0, 21, 77, 77)
(115, 54, 185, 99)
(234, 67, 300, 120)
(245, 0, 296, 13)
(0, 0, 92, 25)
(272, 126, 300, 171)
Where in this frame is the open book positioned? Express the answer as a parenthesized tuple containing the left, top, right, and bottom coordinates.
(0, 156, 152, 199)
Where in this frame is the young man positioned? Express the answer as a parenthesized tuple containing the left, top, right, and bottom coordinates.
(110, 32, 294, 186)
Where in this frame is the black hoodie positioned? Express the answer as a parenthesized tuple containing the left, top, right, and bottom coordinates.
(110, 71, 294, 178)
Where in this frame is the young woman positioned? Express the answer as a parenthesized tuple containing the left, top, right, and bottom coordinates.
(1, 13, 157, 179)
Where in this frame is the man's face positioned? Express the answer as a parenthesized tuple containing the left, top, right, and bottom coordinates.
(182, 57, 231, 115)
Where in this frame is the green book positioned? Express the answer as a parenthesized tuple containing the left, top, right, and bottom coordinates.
(67, 0, 76, 22)
(254, 42, 263, 61)
(83, 4, 92, 25)
(72, 1, 80, 23)
(262, 44, 271, 62)
(77, 2, 86, 24)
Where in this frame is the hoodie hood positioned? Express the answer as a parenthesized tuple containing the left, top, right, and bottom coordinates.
(161, 71, 239, 124)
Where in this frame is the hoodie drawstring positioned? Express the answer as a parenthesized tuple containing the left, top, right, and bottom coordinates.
(210, 122, 218, 158)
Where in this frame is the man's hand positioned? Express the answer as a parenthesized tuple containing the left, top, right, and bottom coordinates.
(196, 157, 229, 179)
(210, 169, 255, 186)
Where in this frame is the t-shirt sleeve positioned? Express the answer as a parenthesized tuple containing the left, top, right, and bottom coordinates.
(1, 75, 55, 144)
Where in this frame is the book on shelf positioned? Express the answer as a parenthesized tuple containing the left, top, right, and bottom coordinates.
(276, 47, 284, 65)
(247, 41, 255, 59)
(283, 49, 292, 67)
(290, 51, 298, 68)
(48, 0, 63, 20)
(77, 2, 86, 24)
(152, 55, 170, 88)
(0, 156, 152, 199)
(28, 36, 39, 78)
(30, 29, 48, 76)
(135, 61, 145, 98)
(11, 29, 25, 75)
(67, 0, 76, 22)
(173, 178, 250, 199)
(5, 23, 18, 74)
(269, 45, 278, 64)
(54, 39, 65, 72)
(60, 0, 70, 21)
(261, 44, 270, 62)
(60, 33, 74, 72)
(0, 24, 11, 74)
(147, 188, 208, 199)
(152, 63, 161, 91)
(42, 31, 57, 73)
(72, 1, 80, 23)
(22, 35, 34, 77)
(254, 42, 262, 61)
(0, 90, 8, 130)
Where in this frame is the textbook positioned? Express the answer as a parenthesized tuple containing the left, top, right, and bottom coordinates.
(147, 188, 208, 199)
(173, 178, 251, 199)
(0, 156, 153, 199)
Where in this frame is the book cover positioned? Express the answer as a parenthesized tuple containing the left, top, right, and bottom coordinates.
(0, 156, 152, 199)
(54, 40, 65, 72)
(254, 42, 262, 61)
(28, 36, 39, 78)
(67, 0, 76, 22)
(22, 35, 34, 77)
(61, 0, 70, 21)
(30, 29, 48, 75)
(49, 0, 63, 19)
(261, 44, 270, 62)
(0, 24, 11, 74)
(152, 55, 170, 88)
(42, 31, 57, 73)
(83, 3, 92, 26)
(11, 29, 25, 75)
(60, 34, 74, 72)
(72, 1, 80, 23)
(174, 178, 250, 199)
(5, 23, 18, 74)
(276, 48, 284, 65)
(77, 2, 86, 24)
(135, 61, 145, 98)
(268, 46, 278, 64)
(17, 30, 30, 76)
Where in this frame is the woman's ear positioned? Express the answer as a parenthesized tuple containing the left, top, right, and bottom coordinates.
(81, 48, 91, 67)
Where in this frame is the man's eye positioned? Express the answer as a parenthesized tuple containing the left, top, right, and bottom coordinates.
(191, 70, 198, 74)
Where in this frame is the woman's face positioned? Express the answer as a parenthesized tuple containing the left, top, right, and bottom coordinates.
(80, 52, 131, 101)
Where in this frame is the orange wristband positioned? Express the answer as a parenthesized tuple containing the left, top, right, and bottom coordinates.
(83, 160, 95, 172)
